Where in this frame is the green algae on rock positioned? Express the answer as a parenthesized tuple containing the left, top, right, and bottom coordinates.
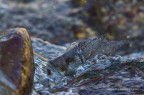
(0, 28, 34, 95)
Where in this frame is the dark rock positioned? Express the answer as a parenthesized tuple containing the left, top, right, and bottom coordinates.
(0, 28, 34, 95)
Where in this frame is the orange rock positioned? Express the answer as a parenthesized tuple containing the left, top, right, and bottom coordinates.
(0, 28, 34, 95)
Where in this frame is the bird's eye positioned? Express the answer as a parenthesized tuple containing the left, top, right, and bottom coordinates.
(78, 41, 86, 48)
(47, 69, 52, 75)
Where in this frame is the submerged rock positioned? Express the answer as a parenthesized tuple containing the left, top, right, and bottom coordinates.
(0, 28, 34, 95)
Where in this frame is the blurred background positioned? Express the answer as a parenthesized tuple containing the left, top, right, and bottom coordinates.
(0, 0, 144, 53)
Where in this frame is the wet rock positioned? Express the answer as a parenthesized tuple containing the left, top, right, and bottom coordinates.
(32, 37, 144, 95)
(0, 28, 34, 95)
(32, 38, 66, 94)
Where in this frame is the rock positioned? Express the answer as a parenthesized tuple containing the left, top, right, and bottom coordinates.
(0, 28, 34, 95)
(32, 37, 144, 95)
(32, 37, 66, 94)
